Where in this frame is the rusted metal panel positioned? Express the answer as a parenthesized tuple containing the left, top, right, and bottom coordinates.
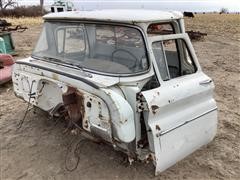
(62, 87, 85, 128)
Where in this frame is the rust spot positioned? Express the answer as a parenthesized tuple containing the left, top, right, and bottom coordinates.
(144, 154, 153, 164)
(62, 87, 85, 128)
(137, 137, 149, 148)
(156, 125, 161, 131)
(151, 105, 160, 114)
(84, 120, 88, 128)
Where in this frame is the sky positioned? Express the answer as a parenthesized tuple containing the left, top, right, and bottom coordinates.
(16, 0, 240, 12)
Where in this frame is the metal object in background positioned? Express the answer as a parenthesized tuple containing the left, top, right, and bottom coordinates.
(0, 32, 15, 54)
(186, 30, 207, 41)
(183, 11, 195, 18)
(51, 0, 74, 13)
(0, 53, 15, 85)
(0, 19, 28, 32)
(0, 19, 28, 55)
(0, 37, 7, 53)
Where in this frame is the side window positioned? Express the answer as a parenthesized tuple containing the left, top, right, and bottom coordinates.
(152, 39, 197, 81)
(57, 29, 64, 53)
(56, 26, 86, 54)
(163, 40, 181, 78)
(152, 42, 170, 81)
(34, 26, 48, 52)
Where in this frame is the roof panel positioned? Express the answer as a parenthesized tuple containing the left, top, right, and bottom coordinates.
(43, 9, 183, 23)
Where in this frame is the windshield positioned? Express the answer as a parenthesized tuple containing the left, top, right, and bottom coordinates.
(32, 22, 149, 75)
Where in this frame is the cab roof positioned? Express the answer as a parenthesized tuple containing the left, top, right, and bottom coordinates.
(43, 9, 183, 23)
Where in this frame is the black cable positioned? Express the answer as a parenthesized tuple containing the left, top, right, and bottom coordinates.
(17, 80, 36, 129)
(38, 82, 46, 94)
(64, 137, 80, 172)
(64, 137, 89, 172)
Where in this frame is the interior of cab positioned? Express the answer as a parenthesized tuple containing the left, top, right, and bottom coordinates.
(152, 39, 197, 81)
(33, 22, 149, 75)
(85, 25, 148, 74)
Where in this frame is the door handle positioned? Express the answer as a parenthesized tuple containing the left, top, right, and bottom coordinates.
(199, 79, 212, 85)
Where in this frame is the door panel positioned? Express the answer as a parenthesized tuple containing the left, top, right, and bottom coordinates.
(142, 72, 217, 175)
(151, 109, 217, 175)
(143, 73, 217, 132)
(142, 34, 218, 175)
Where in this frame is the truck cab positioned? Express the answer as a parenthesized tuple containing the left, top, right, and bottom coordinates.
(12, 10, 218, 175)
(50, 0, 74, 13)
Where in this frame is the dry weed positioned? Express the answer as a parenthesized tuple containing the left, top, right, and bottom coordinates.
(2, 17, 43, 26)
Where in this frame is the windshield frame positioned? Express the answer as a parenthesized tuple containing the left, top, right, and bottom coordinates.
(31, 20, 151, 77)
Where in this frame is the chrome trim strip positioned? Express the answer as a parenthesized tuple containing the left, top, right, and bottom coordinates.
(16, 61, 100, 89)
(160, 107, 217, 136)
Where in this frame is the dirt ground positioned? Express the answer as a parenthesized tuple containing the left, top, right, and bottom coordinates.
(0, 14, 239, 180)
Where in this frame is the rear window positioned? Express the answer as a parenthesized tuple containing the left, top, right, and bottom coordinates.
(96, 26, 144, 48)
(147, 23, 174, 35)
(57, 8, 64, 12)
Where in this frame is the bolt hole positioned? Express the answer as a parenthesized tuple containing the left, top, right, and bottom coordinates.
(87, 102, 91, 108)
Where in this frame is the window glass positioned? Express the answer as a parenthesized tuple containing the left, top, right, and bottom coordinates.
(57, 8, 64, 12)
(96, 26, 144, 47)
(32, 22, 148, 75)
(93, 25, 147, 73)
(178, 40, 196, 75)
(64, 27, 85, 53)
(152, 39, 196, 80)
(34, 26, 48, 52)
(152, 42, 170, 81)
(56, 26, 85, 54)
(96, 26, 115, 45)
(148, 23, 174, 35)
(56, 29, 64, 53)
(164, 40, 181, 78)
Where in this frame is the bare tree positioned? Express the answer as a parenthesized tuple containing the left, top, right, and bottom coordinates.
(0, 0, 17, 9)
(40, 0, 44, 8)
(40, 0, 44, 14)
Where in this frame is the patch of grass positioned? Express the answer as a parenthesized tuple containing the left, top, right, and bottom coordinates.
(2, 17, 43, 26)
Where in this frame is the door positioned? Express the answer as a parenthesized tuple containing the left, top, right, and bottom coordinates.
(141, 34, 218, 175)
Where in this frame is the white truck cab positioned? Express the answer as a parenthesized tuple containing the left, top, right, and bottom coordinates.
(12, 10, 218, 175)
(50, 0, 74, 13)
